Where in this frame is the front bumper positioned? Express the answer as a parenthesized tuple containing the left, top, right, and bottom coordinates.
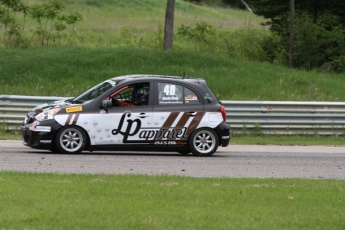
(21, 120, 62, 149)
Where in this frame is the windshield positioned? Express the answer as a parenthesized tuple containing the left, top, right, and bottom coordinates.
(73, 80, 117, 103)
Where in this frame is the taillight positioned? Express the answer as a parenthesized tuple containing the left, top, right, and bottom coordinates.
(221, 106, 226, 121)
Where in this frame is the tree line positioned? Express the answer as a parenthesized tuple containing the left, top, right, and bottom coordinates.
(180, 0, 345, 72)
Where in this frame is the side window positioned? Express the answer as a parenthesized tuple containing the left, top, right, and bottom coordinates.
(158, 83, 200, 105)
(110, 82, 150, 107)
(184, 87, 200, 105)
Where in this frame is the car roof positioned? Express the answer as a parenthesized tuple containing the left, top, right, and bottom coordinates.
(109, 74, 207, 86)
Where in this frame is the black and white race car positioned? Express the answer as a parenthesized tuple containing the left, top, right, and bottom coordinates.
(21, 74, 231, 156)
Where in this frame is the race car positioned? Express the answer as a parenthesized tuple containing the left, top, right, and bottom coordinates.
(21, 74, 231, 156)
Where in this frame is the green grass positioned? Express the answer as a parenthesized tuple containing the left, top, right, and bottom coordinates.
(231, 134, 345, 146)
(0, 172, 344, 229)
(1, 47, 344, 101)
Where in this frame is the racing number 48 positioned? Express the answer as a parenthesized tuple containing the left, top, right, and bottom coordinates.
(163, 84, 176, 96)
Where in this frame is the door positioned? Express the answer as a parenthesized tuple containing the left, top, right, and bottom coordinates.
(93, 81, 153, 145)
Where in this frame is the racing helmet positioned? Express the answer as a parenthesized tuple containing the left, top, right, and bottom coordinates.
(133, 87, 149, 105)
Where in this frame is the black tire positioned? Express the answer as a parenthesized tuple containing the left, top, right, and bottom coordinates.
(49, 143, 58, 153)
(189, 128, 219, 156)
(55, 126, 87, 154)
(178, 149, 191, 156)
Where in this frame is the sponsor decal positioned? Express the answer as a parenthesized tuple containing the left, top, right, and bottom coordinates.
(204, 93, 214, 100)
(162, 96, 180, 101)
(111, 111, 188, 143)
(35, 126, 51, 132)
(154, 140, 183, 145)
(112, 111, 142, 142)
(40, 140, 52, 144)
(185, 95, 198, 100)
(139, 128, 187, 141)
(222, 136, 230, 139)
(66, 106, 82, 113)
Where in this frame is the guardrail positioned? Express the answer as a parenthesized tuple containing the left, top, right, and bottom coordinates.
(1, 95, 345, 135)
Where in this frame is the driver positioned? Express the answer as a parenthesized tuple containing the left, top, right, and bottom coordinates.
(133, 88, 149, 105)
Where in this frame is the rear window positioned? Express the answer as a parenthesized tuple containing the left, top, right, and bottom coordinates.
(158, 83, 200, 105)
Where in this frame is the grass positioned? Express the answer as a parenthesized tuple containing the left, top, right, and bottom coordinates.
(1, 47, 344, 101)
(231, 134, 345, 146)
(0, 171, 344, 229)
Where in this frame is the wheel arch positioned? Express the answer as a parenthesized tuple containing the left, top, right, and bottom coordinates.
(53, 125, 91, 151)
(188, 127, 219, 156)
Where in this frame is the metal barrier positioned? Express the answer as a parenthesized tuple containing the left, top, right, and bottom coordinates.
(1, 95, 345, 135)
(222, 101, 345, 135)
(0, 95, 69, 131)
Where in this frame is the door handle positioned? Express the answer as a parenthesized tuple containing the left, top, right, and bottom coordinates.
(137, 113, 149, 118)
(188, 112, 197, 117)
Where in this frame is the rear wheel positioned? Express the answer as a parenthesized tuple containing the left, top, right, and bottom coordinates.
(189, 128, 219, 156)
(55, 126, 87, 154)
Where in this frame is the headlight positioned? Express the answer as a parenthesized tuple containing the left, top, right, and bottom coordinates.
(35, 108, 61, 121)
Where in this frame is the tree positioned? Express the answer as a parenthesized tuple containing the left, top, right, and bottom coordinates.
(163, 0, 175, 51)
(288, 0, 294, 68)
(248, 0, 345, 71)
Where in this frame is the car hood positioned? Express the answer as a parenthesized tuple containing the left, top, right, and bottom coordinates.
(32, 98, 74, 112)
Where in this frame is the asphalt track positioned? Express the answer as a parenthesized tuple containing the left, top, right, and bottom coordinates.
(0, 140, 344, 179)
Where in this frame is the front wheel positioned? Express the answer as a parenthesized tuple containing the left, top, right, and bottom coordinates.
(189, 128, 219, 156)
(55, 126, 87, 154)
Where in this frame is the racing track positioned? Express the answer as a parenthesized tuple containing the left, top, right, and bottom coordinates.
(0, 140, 344, 179)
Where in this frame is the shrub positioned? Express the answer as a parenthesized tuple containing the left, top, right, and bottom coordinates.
(222, 23, 268, 62)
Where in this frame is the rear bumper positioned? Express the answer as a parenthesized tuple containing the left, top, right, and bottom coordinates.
(215, 122, 231, 147)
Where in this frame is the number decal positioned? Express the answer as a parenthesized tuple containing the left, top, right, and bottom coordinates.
(163, 84, 176, 96)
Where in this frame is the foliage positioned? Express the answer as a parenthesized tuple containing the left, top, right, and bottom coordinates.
(183, 0, 247, 9)
(222, 22, 267, 61)
(0, 0, 28, 47)
(0, 0, 82, 47)
(0, 120, 6, 135)
(247, 0, 345, 71)
(293, 13, 345, 71)
(177, 21, 216, 51)
(1, 0, 344, 73)
(182, 0, 222, 5)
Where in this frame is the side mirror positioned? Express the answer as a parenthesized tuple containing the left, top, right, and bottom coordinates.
(101, 100, 112, 108)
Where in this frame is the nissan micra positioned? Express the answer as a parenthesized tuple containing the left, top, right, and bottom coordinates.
(21, 74, 231, 156)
